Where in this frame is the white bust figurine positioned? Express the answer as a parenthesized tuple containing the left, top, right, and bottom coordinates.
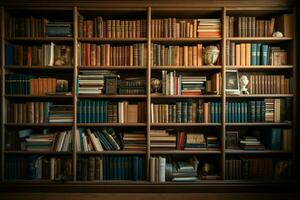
(240, 75, 249, 94)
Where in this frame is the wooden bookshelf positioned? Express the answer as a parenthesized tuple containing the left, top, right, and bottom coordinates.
(0, 0, 298, 192)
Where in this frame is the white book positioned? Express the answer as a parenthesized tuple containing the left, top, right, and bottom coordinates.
(159, 156, 166, 182)
(62, 130, 71, 152)
(75, 129, 81, 152)
(56, 131, 67, 152)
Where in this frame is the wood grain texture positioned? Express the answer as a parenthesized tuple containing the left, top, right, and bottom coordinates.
(0, 192, 298, 200)
(0, 0, 296, 8)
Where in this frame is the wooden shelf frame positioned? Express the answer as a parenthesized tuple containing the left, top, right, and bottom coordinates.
(0, 4, 297, 187)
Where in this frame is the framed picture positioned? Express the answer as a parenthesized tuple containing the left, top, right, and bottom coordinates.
(225, 70, 240, 94)
(226, 131, 240, 149)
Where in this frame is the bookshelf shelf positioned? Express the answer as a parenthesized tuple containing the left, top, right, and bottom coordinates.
(78, 37, 148, 42)
(150, 123, 222, 127)
(4, 65, 74, 70)
(152, 66, 222, 70)
(225, 149, 292, 154)
(5, 37, 74, 41)
(226, 94, 293, 98)
(225, 65, 294, 71)
(226, 37, 293, 42)
(77, 95, 147, 99)
(78, 66, 147, 70)
(4, 123, 74, 127)
(151, 94, 222, 98)
(77, 123, 147, 127)
(225, 122, 292, 126)
(150, 150, 222, 154)
(151, 38, 222, 42)
(4, 151, 72, 155)
(5, 95, 73, 99)
(77, 151, 146, 155)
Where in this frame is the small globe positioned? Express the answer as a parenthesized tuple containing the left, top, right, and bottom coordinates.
(151, 78, 161, 93)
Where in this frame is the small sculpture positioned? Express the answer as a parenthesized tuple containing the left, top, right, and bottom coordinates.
(239, 75, 249, 94)
(272, 31, 283, 37)
(201, 162, 216, 176)
(203, 45, 219, 65)
(151, 78, 161, 93)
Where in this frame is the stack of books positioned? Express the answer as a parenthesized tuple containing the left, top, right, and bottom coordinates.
(46, 21, 72, 37)
(206, 136, 220, 148)
(118, 77, 146, 95)
(77, 70, 118, 95)
(25, 134, 56, 151)
(240, 136, 265, 150)
(197, 19, 221, 37)
(184, 133, 207, 150)
(49, 105, 73, 123)
(150, 130, 176, 150)
(171, 157, 199, 182)
(123, 132, 146, 151)
(181, 75, 206, 96)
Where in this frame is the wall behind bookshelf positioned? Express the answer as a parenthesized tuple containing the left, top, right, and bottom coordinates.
(0, 0, 298, 192)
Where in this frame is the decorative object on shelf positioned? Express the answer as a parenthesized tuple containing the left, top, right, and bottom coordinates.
(56, 80, 69, 92)
(226, 131, 240, 149)
(239, 75, 249, 95)
(272, 31, 283, 37)
(201, 162, 216, 176)
(203, 45, 219, 65)
(225, 70, 240, 94)
(151, 78, 161, 93)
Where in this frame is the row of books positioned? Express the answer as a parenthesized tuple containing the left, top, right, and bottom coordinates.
(77, 100, 146, 123)
(226, 14, 293, 37)
(5, 14, 72, 38)
(151, 18, 221, 38)
(160, 71, 221, 95)
(152, 44, 204, 66)
(226, 128, 292, 151)
(227, 43, 287, 66)
(149, 156, 200, 182)
(226, 16, 275, 37)
(5, 156, 73, 180)
(150, 100, 221, 123)
(76, 128, 122, 151)
(7, 102, 73, 123)
(225, 158, 292, 180)
(6, 129, 73, 152)
(245, 74, 292, 94)
(78, 15, 147, 38)
(78, 43, 147, 67)
(5, 43, 72, 66)
(77, 156, 145, 181)
(225, 99, 292, 123)
(118, 77, 146, 95)
(5, 74, 69, 95)
(150, 130, 220, 150)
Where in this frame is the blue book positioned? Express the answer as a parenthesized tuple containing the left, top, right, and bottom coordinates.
(225, 102, 228, 122)
(132, 156, 139, 181)
(261, 44, 269, 65)
(211, 102, 215, 123)
(95, 131, 112, 150)
(256, 43, 261, 65)
(103, 101, 108, 123)
(169, 46, 172, 65)
(78, 101, 82, 123)
(251, 43, 257, 65)
(237, 102, 241, 123)
(5, 43, 14, 65)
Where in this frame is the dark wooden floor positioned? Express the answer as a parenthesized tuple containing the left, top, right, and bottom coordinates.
(0, 193, 299, 200)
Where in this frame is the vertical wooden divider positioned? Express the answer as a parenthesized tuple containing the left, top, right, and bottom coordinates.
(73, 6, 78, 181)
(146, 6, 152, 181)
(221, 7, 227, 180)
(0, 6, 4, 182)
